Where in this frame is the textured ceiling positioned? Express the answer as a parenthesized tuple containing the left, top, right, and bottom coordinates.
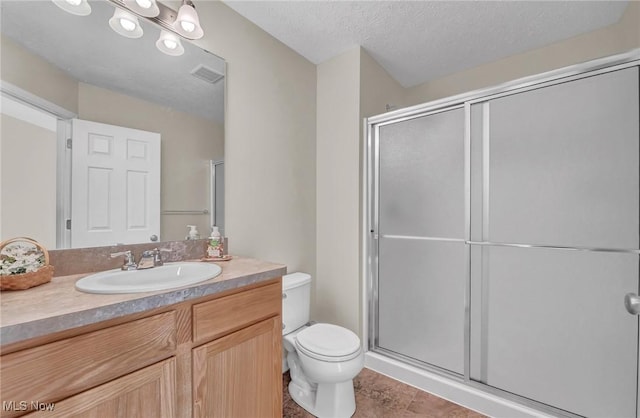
(0, 0, 225, 123)
(2, 1, 629, 116)
(224, 0, 629, 88)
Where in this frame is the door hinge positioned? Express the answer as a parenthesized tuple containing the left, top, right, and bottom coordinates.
(66, 138, 72, 149)
(66, 219, 71, 230)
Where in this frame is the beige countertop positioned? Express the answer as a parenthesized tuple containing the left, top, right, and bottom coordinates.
(0, 257, 286, 346)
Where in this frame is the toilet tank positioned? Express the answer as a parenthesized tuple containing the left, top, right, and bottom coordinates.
(282, 272, 311, 335)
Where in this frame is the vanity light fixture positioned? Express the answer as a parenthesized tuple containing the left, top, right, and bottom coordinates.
(173, 0, 204, 40)
(123, 0, 160, 18)
(156, 30, 185, 56)
(52, 0, 91, 16)
(52, 0, 205, 55)
(109, 8, 144, 38)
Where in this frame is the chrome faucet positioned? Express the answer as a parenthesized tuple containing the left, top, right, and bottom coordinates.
(110, 250, 137, 271)
(110, 248, 171, 270)
(137, 248, 171, 269)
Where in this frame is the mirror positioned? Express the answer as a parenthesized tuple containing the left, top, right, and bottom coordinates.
(0, 0, 225, 249)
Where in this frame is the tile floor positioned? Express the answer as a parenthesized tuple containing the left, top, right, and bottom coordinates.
(283, 368, 486, 418)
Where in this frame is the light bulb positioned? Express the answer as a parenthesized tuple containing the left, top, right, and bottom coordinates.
(156, 30, 184, 56)
(163, 39, 178, 50)
(180, 21, 196, 33)
(52, 0, 91, 16)
(120, 18, 136, 32)
(174, 1, 203, 39)
(135, 0, 152, 8)
(124, 0, 159, 17)
(109, 8, 143, 38)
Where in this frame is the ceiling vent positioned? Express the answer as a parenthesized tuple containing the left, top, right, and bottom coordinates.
(190, 64, 224, 84)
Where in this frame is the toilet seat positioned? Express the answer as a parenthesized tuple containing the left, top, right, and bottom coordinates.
(295, 323, 361, 362)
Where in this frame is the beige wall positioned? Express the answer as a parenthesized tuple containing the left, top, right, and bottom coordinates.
(0, 35, 78, 114)
(360, 50, 408, 119)
(406, 1, 640, 105)
(77, 83, 223, 241)
(316, 48, 361, 333)
(0, 114, 57, 248)
(193, 2, 317, 276)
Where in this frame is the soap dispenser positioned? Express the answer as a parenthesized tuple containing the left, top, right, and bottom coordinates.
(186, 225, 200, 240)
(207, 226, 223, 258)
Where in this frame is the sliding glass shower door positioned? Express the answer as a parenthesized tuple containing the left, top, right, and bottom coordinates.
(370, 62, 640, 417)
(376, 107, 466, 375)
(469, 66, 639, 417)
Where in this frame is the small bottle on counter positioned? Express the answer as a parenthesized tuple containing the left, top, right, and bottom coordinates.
(186, 225, 200, 240)
(207, 226, 223, 258)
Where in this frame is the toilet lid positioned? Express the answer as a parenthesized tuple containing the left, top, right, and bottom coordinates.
(295, 323, 360, 359)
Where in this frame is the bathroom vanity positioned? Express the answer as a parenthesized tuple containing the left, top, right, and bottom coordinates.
(0, 257, 285, 418)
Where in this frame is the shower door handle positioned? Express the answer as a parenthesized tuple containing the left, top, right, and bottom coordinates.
(624, 293, 640, 315)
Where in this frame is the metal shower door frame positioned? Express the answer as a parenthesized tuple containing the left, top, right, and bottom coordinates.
(364, 49, 640, 418)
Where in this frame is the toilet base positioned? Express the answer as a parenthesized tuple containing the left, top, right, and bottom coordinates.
(288, 380, 317, 415)
(288, 379, 356, 418)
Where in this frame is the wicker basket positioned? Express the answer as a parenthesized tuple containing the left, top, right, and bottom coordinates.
(0, 237, 54, 290)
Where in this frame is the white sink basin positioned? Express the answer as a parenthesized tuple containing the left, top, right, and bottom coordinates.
(75, 262, 222, 294)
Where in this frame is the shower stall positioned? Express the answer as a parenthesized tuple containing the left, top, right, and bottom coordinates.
(365, 51, 640, 417)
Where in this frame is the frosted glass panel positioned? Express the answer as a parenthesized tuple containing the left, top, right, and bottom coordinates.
(488, 67, 639, 249)
(379, 108, 465, 238)
(378, 238, 465, 374)
(470, 246, 638, 417)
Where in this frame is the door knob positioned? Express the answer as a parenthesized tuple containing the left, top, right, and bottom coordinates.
(150, 234, 158, 242)
(624, 293, 640, 315)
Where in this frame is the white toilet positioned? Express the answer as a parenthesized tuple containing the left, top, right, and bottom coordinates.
(282, 272, 364, 418)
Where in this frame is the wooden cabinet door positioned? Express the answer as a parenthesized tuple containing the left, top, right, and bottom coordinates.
(192, 317, 282, 418)
(1, 312, 176, 418)
(24, 358, 176, 418)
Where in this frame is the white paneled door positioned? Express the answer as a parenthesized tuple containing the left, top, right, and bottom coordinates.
(71, 119, 160, 248)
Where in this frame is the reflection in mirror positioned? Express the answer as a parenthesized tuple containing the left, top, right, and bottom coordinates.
(0, 0, 225, 249)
